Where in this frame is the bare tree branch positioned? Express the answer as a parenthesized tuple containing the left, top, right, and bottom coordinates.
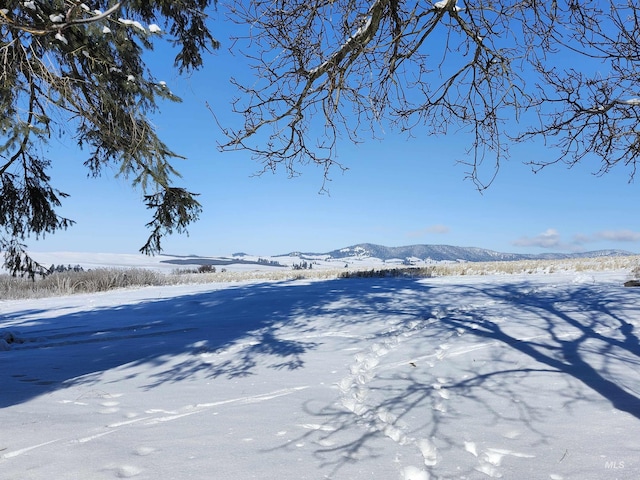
(219, 0, 640, 187)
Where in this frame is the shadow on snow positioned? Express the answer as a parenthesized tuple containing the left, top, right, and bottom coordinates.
(1, 278, 424, 407)
(258, 277, 640, 477)
(2, 275, 640, 476)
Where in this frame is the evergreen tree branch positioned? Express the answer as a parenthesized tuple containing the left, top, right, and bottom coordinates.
(0, 1, 218, 277)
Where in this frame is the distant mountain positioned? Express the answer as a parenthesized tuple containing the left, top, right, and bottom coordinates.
(286, 243, 635, 263)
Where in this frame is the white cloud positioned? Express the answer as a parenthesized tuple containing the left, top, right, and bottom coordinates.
(594, 230, 640, 242)
(571, 233, 591, 245)
(425, 224, 450, 234)
(513, 228, 640, 251)
(513, 229, 561, 249)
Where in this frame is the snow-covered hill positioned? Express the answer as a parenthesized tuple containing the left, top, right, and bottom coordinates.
(297, 242, 636, 263)
(23, 243, 633, 273)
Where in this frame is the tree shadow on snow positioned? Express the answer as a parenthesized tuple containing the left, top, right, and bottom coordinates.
(264, 277, 640, 477)
(0, 277, 429, 407)
(444, 282, 640, 420)
(3, 275, 639, 477)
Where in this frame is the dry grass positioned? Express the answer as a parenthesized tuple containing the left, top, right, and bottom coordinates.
(1, 255, 639, 300)
(630, 263, 640, 280)
(0, 268, 165, 300)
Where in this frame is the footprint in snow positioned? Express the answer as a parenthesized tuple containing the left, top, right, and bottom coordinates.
(99, 400, 121, 414)
(464, 441, 479, 457)
(298, 423, 336, 432)
(475, 462, 503, 478)
(430, 381, 450, 412)
(401, 465, 429, 480)
(465, 442, 535, 478)
(133, 446, 156, 457)
(316, 438, 336, 447)
(432, 382, 450, 400)
(339, 322, 453, 476)
(436, 389, 450, 400)
(104, 464, 142, 478)
(416, 438, 438, 466)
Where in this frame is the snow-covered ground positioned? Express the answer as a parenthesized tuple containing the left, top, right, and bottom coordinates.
(1, 267, 639, 479)
(25, 250, 382, 273)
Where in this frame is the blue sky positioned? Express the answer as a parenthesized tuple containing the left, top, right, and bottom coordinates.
(32, 10, 640, 257)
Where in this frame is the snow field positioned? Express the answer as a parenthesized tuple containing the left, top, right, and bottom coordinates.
(1, 271, 639, 479)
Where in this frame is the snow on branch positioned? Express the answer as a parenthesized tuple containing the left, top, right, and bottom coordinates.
(1, 3, 122, 36)
(306, 0, 386, 79)
(433, 0, 463, 12)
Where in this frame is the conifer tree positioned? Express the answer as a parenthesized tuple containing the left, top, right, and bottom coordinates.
(1, 1, 218, 277)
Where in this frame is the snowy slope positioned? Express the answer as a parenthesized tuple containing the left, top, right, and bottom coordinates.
(314, 243, 635, 262)
(24, 251, 381, 273)
(1, 270, 639, 479)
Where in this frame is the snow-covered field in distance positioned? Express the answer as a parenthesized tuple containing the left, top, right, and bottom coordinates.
(25, 249, 640, 278)
(2, 253, 639, 479)
(27, 250, 358, 273)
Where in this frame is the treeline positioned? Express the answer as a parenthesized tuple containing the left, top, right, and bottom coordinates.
(48, 264, 85, 273)
(339, 267, 435, 279)
(172, 264, 225, 274)
(292, 260, 313, 270)
(258, 258, 282, 266)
